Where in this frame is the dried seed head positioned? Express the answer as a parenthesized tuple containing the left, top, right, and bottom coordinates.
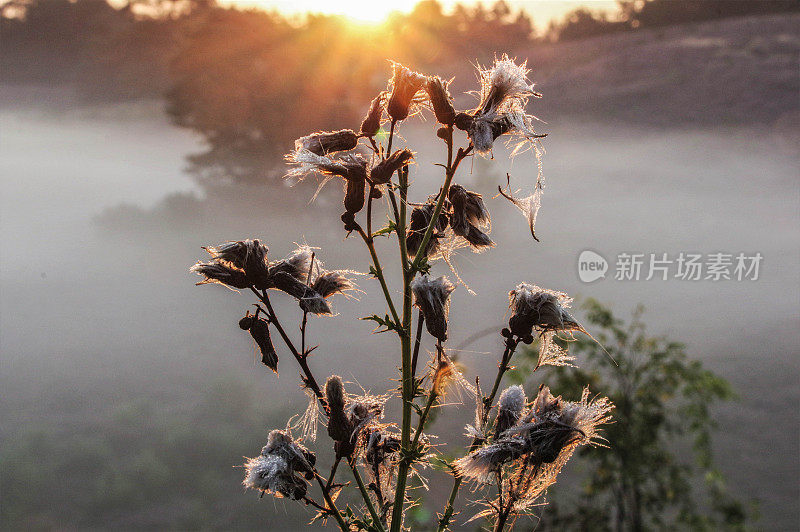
(295, 130, 358, 156)
(248, 317, 278, 373)
(406, 203, 448, 259)
(494, 385, 527, 439)
(369, 149, 413, 185)
(203, 239, 270, 288)
(268, 245, 322, 283)
(190, 261, 250, 289)
(448, 184, 490, 226)
(285, 149, 348, 181)
(244, 429, 316, 500)
(455, 386, 612, 485)
(325, 375, 352, 442)
(507, 283, 579, 338)
(243, 454, 306, 500)
(411, 275, 455, 342)
(386, 63, 428, 122)
(312, 270, 357, 299)
(476, 55, 536, 117)
(360, 92, 386, 137)
(425, 76, 456, 126)
(448, 185, 494, 251)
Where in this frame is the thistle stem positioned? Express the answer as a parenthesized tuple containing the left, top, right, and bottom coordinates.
(390, 158, 414, 532)
(493, 503, 513, 532)
(411, 311, 425, 377)
(313, 474, 349, 531)
(250, 287, 326, 412)
(409, 142, 472, 275)
(350, 461, 386, 532)
(355, 225, 401, 327)
(437, 337, 522, 532)
(411, 390, 437, 451)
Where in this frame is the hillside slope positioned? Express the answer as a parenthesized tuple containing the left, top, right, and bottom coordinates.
(517, 14, 799, 129)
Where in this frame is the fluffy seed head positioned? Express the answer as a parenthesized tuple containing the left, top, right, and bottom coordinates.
(190, 261, 250, 289)
(295, 130, 358, 156)
(507, 283, 579, 338)
(494, 385, 527, 439)
(411, 275, 455, 342)
(476, 55, 536, 117)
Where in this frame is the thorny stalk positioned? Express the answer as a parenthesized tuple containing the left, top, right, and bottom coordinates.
(438, 337, 523, 532)
(410, 311, 425, 377)
(350, 460, 386, 531)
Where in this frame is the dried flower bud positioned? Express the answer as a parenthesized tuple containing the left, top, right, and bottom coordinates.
(454, 112, 474, 131)
(360, 92, 386, 137)
(190, 261, 250, 289)
(426, 76, 456, 126)
(325, 375, 352, 442)
(411, 275, 455, 342)
(369, 149, 413, 185)
(448, 185, 494, 251)
(341, 154, 368, 216)
(507, 283, 579, 338)
(386, 63, 427, 122)
(203, 239, 271, 288)
(295, 130, 358, 156)
(454, 386, 612, 483)
(312, 270, 356, 299)
(494, 385, 526, 439)
(406, 203, 448, 259)
(247, 316, 278, 373)
(243, 429, 316, 500)
(344, 172, 366, 215)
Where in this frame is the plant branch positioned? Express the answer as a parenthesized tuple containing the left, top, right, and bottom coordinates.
(355, 225, 401, 327)
(249, 287, 327, 412)
(437, 336, 522, 531)
(350, 460, 386, 532)
(411, 311, 425, 377)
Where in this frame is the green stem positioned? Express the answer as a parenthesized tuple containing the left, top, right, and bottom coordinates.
(409, 142, 472, 275)
(389, 162, 414, 532)
(410, 311, 425, 377)
(350, 461, 386, 532)
(411, 390, 437, 451)
(356, 226, 401, 327)
(437, 337, 521, 532)
(314, 474, 349, 531)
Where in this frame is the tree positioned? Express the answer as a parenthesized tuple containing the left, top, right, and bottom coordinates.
(511, 300, 753, 531)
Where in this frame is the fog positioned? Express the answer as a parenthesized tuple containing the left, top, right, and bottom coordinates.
(1, 91, 798, 528)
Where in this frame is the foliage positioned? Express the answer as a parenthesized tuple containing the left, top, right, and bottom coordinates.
(510, 299, 754, 531)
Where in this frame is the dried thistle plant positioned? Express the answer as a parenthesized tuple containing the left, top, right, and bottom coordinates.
(191, 55, 615, 531)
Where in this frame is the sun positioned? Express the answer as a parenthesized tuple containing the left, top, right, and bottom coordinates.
(225, 0, 424, 24)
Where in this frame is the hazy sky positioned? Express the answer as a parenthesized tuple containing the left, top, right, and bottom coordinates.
(222, 0, 619, 27)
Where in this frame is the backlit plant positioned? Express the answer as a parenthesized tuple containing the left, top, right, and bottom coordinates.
(191, 55, 614, 531)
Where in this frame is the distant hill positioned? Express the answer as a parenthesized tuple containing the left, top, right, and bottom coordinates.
(521, 14, 800, 128)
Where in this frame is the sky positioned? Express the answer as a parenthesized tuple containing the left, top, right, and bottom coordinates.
(221, 0, 619, 28)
